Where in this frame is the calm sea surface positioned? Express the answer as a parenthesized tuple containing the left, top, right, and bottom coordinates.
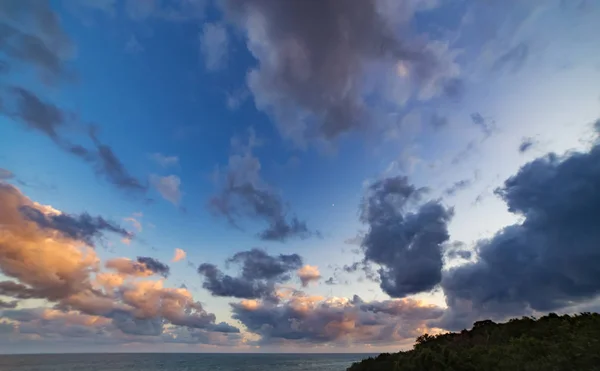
(0, 353, 373, 371)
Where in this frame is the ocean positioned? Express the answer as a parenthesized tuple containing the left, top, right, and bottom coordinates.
(0, 353, 373, 371)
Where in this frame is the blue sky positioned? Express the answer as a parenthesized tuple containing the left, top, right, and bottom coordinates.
(1, 0, 600, 353)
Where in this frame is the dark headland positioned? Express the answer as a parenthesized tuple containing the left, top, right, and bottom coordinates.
(348, 312, 600, 371)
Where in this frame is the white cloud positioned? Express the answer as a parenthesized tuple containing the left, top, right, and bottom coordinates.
(150, 153, 179, 168)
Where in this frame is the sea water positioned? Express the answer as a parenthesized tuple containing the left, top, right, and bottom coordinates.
(0, 353, 373, 371)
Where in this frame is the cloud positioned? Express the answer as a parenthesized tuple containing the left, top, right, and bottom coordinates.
(210, 130, 314, 241)
(0, 168, 14, 180)
(1, 87, 146, 193)
(429, 113, 448, 130)
(359, 176, 453, 297)
(19, 205, 132, 247)
(297, 265, 321, 287)
(470, 112, 496, 138)
(444, 179, 473, 197)
(172, 248, 187, 263)
(519, 137, 536, 153)
(218, 0, 456, 146)
(439, 137, 600, 330)
(0, 299, 18, 309)
(136, 257, 170, 278)
(0, 1, 74, 84)
(150, 174, 182, 205)
(492, 42, 529, 74)
(124, 34, 144, 54)
(0, 183, 237, 343)
(198, 248, 303, 300)
(230, 293, 444, 346)
(150, 153, 179, 168)
(200, 22, 229, 71)
(124, 0, 207, 22)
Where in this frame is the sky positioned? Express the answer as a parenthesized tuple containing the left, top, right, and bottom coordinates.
(1, 0, 600, 354)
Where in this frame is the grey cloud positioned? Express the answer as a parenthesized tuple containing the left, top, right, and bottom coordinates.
(470, 112, 496, 137)
(440, 138, 600, 330)
(109, 310, 163, 336)
(360, 176, 453, 297)
(492, 42, 529, 74)
(198, 248, 302, 300)
(430, 113, 448, 129)
(0, 281, 46, 299)
(219, 0, 450, 145)
(0, 1, 74, 84)
(0, 299, 18, 309)
(230, 293, 444, 345)
(0, 168, 14, 180)
(519, 137, 536, 153)
(19, 205, 131, 247)
(200, 22, 229, 71)
(1, 86, 146, 193)
(210, 131, 313, 241)
(136, 257, 171, 278)
(445, 242, 472, 261)
(444, 179, 473, 197)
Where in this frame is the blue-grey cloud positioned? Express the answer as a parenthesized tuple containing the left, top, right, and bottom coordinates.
(440, 136, 600, 330)
(210, 131, 314, 241)
(492, 42, 529, 74)
(0, 299, 18, 309)
(219, 0, 453, 145)
(198, 248, 303, 300)
(359, 176, 453, 297)
(470, 112, 496, 137)
(136, 256, 170, 278)
(444, 179, 473, 197)
(19, 205, 132, 247)
(519, 137, 536, 153)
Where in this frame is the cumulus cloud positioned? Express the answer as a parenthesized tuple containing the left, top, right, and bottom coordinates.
(297, 265, 321, 287)
(172, 248, 187, 263)
(359, 176, 453, 297)
(200, 22, 228, 71)
(0, 183, 237, 344)
(210, 130, 313, 241)
(231, 293, 444, 346)
(439, 137, 600, 330)
(198, 248, 302, 300)
(150, 174, 182, 205)
(218, 0, 456, 146)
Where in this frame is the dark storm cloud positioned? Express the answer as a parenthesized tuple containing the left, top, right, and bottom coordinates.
(19, 205, 132, 247)
(198, 249, 302, 300)
(109, 310, 164, 336)
(445, 241, 472, 261)
(440, 139, 600, 330)
(359, 176, 453, 297)
(470, 112, 496, 137)
(219, 0, 450, 145)
(136, 256, 171, 278)
(519, 137, 536, 153)
(210, 131, 314, 241)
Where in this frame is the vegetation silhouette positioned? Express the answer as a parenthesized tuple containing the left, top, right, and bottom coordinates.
(348, 312, 600, 371)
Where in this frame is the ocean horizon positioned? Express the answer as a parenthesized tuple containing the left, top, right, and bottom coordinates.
(0, 353, 376, 371)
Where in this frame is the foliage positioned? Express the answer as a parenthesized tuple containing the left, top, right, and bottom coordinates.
(347, 312, 600, 371)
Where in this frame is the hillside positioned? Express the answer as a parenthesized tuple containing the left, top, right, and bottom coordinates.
(348, 313, 600, 371)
